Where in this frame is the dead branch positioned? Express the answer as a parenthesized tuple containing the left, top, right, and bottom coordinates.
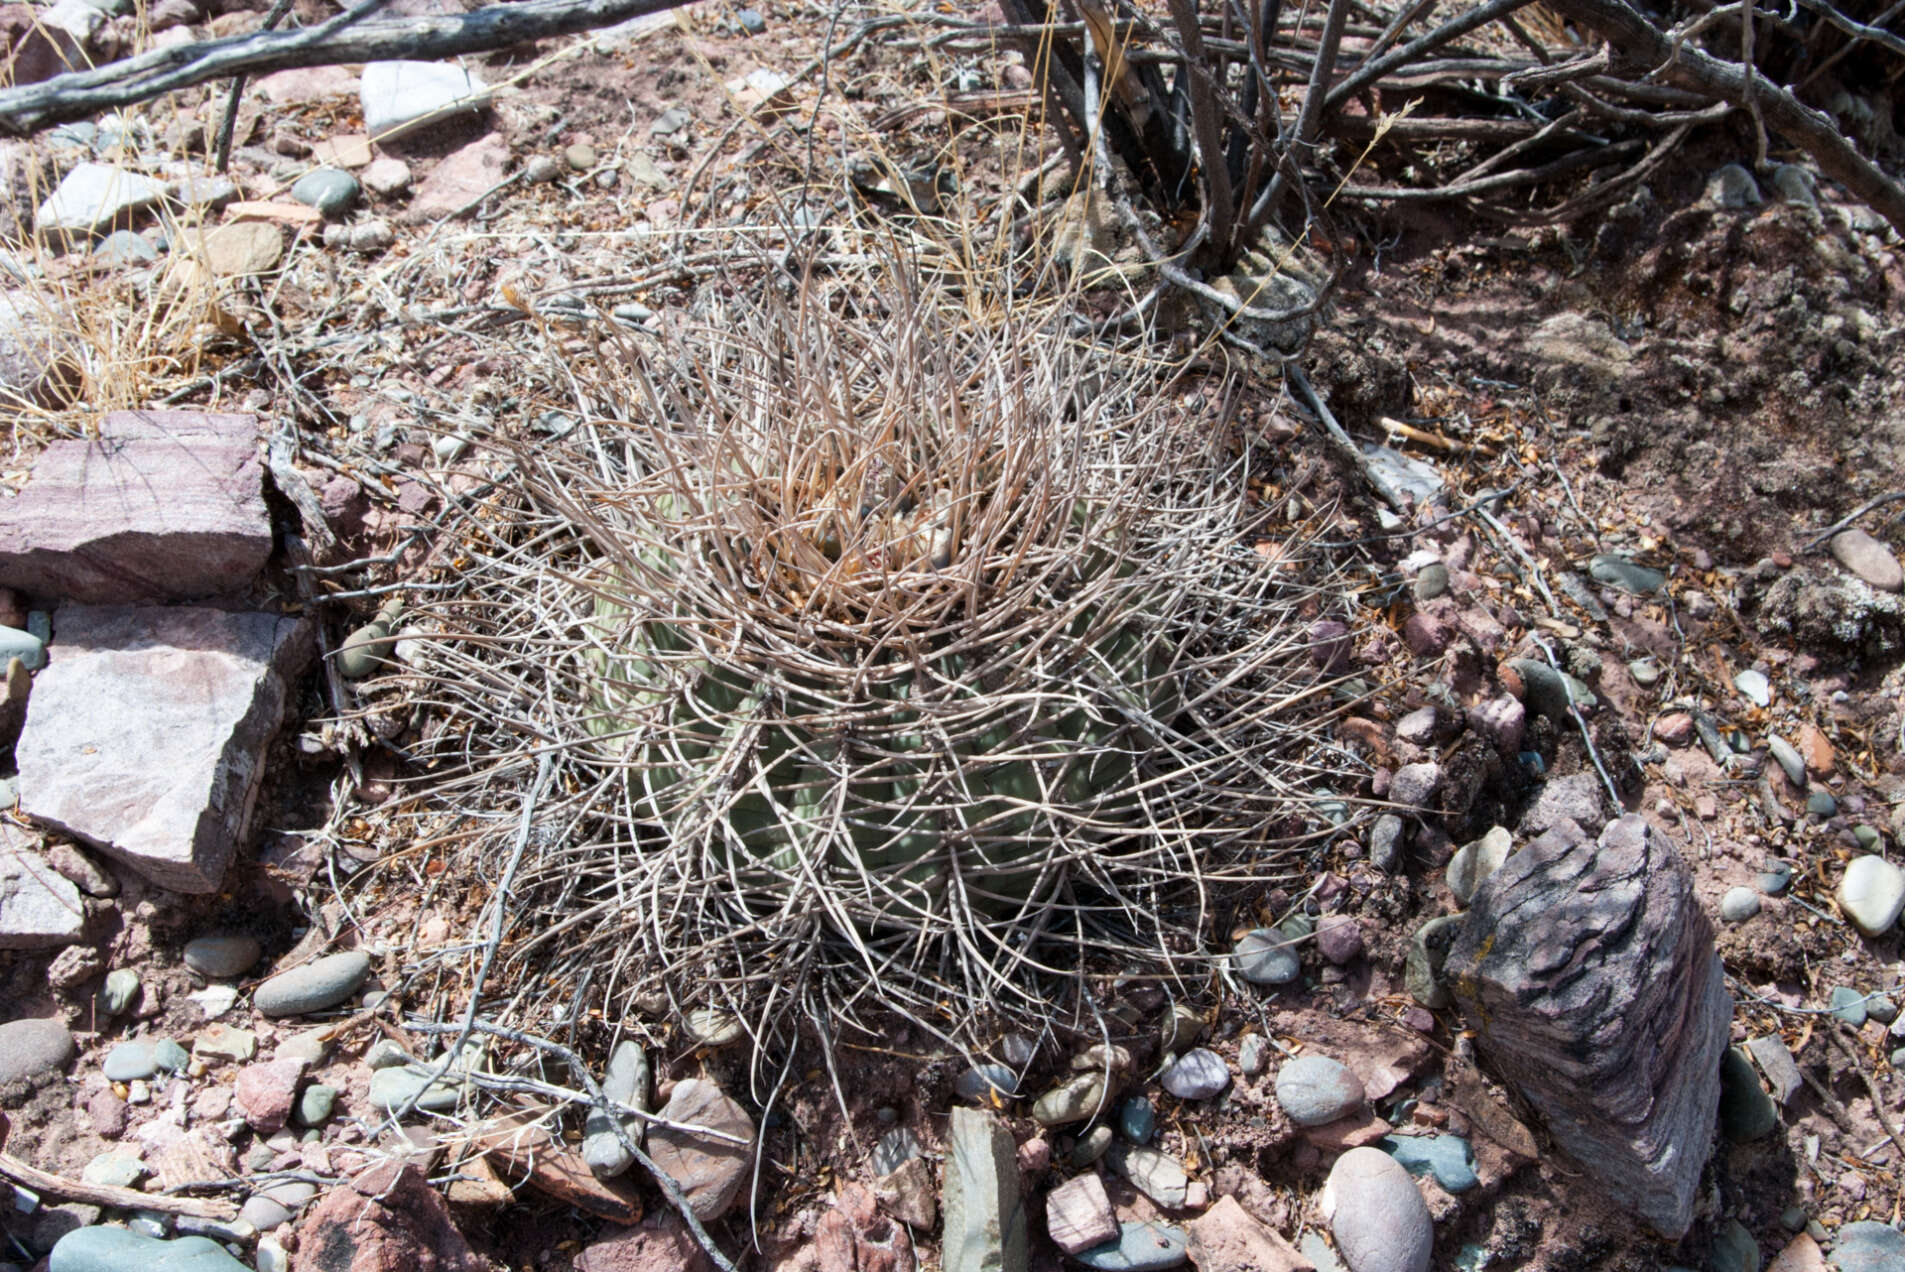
(1541, 0, 1905, 235)
(0, 0, 695, 137)
(0, 1150, 239, 1220)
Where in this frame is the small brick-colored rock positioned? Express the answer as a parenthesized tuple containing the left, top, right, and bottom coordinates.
(1046, 1173, 1118, 1255)
(644, 1078, 755, 1221)
(235, 1058, 305, 1133)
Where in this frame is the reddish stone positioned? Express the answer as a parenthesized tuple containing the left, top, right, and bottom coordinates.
(1186, 1195, 1313, 1272)
(1307, 620, 1351, 672)
(86, 1088, 127, 1138)
(645, 1078, 755, 1221)
(321, 475, 369, 538)
(1315, 915, 1364, 966)
(574, 1213, 715, 1272)
(0, 5, 84, 86)
(816, 1184, 912, 1272)
(1299, 1111, 1392, 1152)
(1653, 712, 1694, 746)
(1466, 695, 1524, 754)
(0, 410, 269, 603)
(1045, 1173, 1118, 1255)
(407, 132, 509, 222)
(1796, 723, 1834, 778)
(234, 1058, 304, 1133)
(16, 606, 311, 893)
(1454, 607, 1505, 652)
(297, 1161, 487, 1272)
(1401, 613, 1447, 656)
(1015, 1135, 1050, 1175)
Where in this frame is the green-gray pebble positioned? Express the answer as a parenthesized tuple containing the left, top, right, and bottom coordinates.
(1830, 987, 1869, 1025)
(98, 969, 140, 1015)
(49, 1227, 249, 1272)
(294, 1084, 336, 1126)
(102, 1042, 157, 1082)
(1708, 1219, 1759, 1272)
(1718, 1047, 1777, 1142)
(1767, 736, 1806, 787)
(182, 934, 262, 979)
(1071, 1125, 1113, 1166)
(254, 951, 371, 1017)
(291, 169, 359, 217)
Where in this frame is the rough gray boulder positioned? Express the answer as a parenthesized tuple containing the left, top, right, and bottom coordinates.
(1443, 814, 1728, 1238)
(17, 606, 311, 893)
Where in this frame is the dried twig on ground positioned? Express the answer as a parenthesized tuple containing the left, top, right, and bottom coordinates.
(0, 0, 695, 135)
(0, 1150, 238, 1220)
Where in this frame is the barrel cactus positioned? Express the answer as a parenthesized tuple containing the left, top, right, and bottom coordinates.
(410, 264, 1354, 1045)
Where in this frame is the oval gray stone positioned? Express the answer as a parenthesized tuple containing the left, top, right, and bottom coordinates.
(102, 1041, 157, 1082)
(1322, 1146, 1433, 1272)
(98, 969, 140, 1016)
(1766, 736, 1806, 788)
(254, 951, 371, 1016)
(1160, 1048, 1229, 1100)
(183, 934, 262, 980)
(294, 1084, 336, 1126)
(1838, 856, 1905, 937)
(1274, 1054, 1365, 1127)
(368, 1064, 462, 1114)
(1032, 1071, 1107, 1127)
(1719, 887, 1761, 923)
(238, 1195, 293, 1233)
(49, 1226, 250, 1272)
(1447, 827, 1511, 906)
(1233, 929, 1300, 985)
(290, 168, 359, 217)
(1832, 1220, 1905, 1272)
(1071, 1125, 1113, 1166)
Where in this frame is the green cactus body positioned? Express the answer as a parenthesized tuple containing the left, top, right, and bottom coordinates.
(582, 540, 1172, 924)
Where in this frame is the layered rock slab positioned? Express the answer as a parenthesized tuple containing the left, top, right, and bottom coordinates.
(0, 822, 84, 948)
(0, 410, 270, 603)
(1443, 814, 1728, 1238)
(17, 606, 310, 893)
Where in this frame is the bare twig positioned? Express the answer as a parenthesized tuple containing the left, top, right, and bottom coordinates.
(0, 1152, 237, 1220)
(1800, 491, 1905, 551)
